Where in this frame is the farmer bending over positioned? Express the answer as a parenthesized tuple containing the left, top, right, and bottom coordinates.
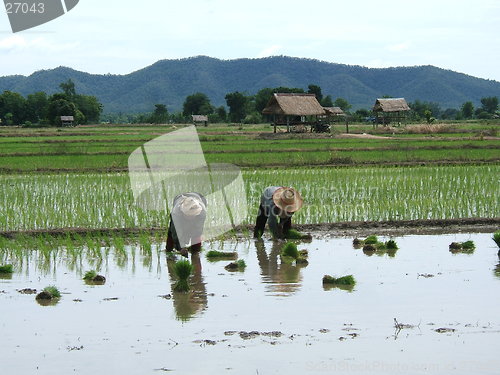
(254, 186, 303, 239)
(166, 192, 207, 256)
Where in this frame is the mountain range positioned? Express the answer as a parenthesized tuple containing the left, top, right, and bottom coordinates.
(1, 56, 499, 113)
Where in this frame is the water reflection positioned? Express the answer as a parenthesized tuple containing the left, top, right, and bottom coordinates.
(255, 239, 305, 296)
(166, 252, 208, 321)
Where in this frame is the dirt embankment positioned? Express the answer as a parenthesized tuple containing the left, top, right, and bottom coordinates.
(1, 218, 498, 239)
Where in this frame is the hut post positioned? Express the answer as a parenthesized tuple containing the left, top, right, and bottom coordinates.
(286, 116, 290, 133)
(273, 115, 277, 133)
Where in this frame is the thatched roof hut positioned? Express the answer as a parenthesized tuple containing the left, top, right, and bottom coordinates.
(372, 98, 410, 126)
(262, 93, 326, 116)
(373, 98, 410, 113)
(60, 116, 74, 127)
(191, 114, 208, 126)
(323, 107, 345, 116)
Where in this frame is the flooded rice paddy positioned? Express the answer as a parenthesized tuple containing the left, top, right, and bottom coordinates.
(1, 231, 499, 374)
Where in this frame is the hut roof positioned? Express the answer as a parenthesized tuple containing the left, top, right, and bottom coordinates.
(323, 107, 345, 116)
(373, 98, 410, 112)
(60, 116, 74, 121)
(191, 115, 208, 122)
(262, 93, 326, 116)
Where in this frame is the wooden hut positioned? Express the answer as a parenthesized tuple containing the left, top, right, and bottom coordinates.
(60, 116, 74, 127)
(191, 114, 208, 127)
(262, 93, 327, 133)
(372, 98, 410, 125)
(323, 106, 345, 122)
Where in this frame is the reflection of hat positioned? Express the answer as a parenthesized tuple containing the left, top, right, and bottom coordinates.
(272, 187, 303, 213)
(180, 196, 205, 217)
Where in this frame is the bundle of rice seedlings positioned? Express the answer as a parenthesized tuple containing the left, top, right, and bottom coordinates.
(492, 231, 500, 248)
(281, 242, 299, 259)
(206, 251, 238, 260)
(83, 270, 97, 281)
(0, 264, 13, 274)
(364, 235, 378, 245)
(36, 285, 61, 300)
(224, 259, 247, 271)
(385, 240, 399, 250)
(173, 260, 193, 292)
(322, 275, 356, 286)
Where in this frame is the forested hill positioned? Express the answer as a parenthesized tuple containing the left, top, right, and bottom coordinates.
(1, 56, 499, 113)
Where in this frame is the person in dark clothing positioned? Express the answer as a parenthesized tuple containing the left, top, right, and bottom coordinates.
(254, 186, 303, 239)
(166, 192, 207, 256)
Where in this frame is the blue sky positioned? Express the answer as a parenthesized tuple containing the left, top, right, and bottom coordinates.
(1, 0, 499, 81)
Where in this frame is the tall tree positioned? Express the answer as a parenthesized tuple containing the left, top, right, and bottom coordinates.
(480, 96, 499, 114)
(26, 92, 49, 123)
(74, 94, 103, 124)
(307, 84, 323, 102)
(183, 93, 213, 116)
(0, 91, 26, 125)
(151, 104, 169, 124)
(59, 79, 76, 99)
(461, 101, 474, 119)
(333, 97, 352, 112)
(321, 95, 333, 107)
(225, 91, 248, 123)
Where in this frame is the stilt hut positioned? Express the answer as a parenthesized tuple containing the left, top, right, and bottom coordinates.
(191, 115, 208, 127)
(262, 93, 327, 133)
(60, 116, 74, 127)
(372, 98, 410, 125)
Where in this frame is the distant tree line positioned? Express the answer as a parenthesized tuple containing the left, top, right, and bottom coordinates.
(2, 80, 497, 126)
(111, 85, 498, 125)
(0, 79, 103, 126)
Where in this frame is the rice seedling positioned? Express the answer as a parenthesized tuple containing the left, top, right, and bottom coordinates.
(462, 241, 475, 250)
(449, 241, 475, 253)
(281, 242, 299, 259)
(224, 259, 247, 271)
(385, 240, 399, 250)
(322, 275, 356, 286)
(83, 270, 97, 280)
(364, 235, 379, 245)
(36, 285, 61, 300)
(493, 231, 500, 248)
(0, 264, 13, 273)
(285, 229, 312, 240)
(173, 259, 193, 292)
(205, 250, 238, 260)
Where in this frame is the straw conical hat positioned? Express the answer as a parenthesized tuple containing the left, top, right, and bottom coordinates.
(272, 187, 303, 213)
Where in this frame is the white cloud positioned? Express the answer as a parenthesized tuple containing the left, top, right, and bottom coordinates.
(257, 45, 283, 58)
(0, 35, 78, 52)
(385, 42, 411, 52)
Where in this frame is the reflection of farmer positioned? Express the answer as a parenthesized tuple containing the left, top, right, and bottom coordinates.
(166, 193, 207, 255)
(255, 240, 303, 295)
(166, 252, 208, 321)
(254, 186, 303, 239)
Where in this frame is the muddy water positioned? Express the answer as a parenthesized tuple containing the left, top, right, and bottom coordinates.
(1, 232, 499, 374)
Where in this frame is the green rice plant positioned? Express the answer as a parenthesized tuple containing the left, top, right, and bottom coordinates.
(461, 241, 475, 250)
(364, 235, 378, 244)
(173, 259, 193, 292)
(0, 264, 13, 273)
(285, 229, 305, 239)
(42, 285, 61, 298)
(224, 259, 247, 271)
(322, 275, 356, 286)
(83, 270, 97, 281)
(493, 231, 500, 248)
(385, 240, 399, 250)
(281, 242, 299, 259)
(206, 250, 238, 260)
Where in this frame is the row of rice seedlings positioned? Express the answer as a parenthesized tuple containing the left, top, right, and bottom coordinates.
(1, 165, 498, 231)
